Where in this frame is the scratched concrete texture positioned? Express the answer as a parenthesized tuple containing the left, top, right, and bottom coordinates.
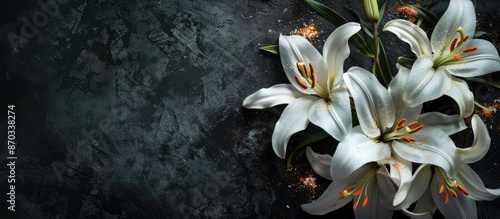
(0, 0, 499, 218)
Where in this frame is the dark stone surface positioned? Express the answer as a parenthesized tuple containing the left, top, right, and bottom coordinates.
(0, 0, 499, 218)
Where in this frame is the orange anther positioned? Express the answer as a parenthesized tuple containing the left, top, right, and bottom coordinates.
(396, 118, 407, 130)
(311, 70, 317, 88)
(463, 47, 477, 53)
(439, 184, 445, 194)
(362, 196, 369, 207)
(295, 75, 308, 89)
(457, 184, 469, 196)
(463, 35, 469, 42)
(444, 192, 449, 205)
(338, 196, 345, 200)
(352, 188, 363, 196)
(401, 136, 416, 143)
(353, 201, 359, 211)
(309, 63, 315, 78)
(409, 124, 424, 134)
(450, 38, 458, 51)
(407, 122, 419, 128)
(449, 189, 458, 198)
(454, 54, 461, 61)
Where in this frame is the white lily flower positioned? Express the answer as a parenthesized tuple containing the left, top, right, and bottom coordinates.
(302, 147, 396, 217)
(243, 23, 361, 158)
(383, 0, 500, 118)
(334, 66, 464, 207)
(405, 115, 500, 219)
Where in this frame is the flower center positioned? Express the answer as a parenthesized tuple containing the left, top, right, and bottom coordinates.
(295, 62, 330, 100)
(381, 118, 424, 143)
(337, 164, 378, 210)
(435, 167, 469, 205)
(434, 26, 478, 67)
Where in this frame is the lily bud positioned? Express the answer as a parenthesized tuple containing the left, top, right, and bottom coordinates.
(363, 0, 380, 22)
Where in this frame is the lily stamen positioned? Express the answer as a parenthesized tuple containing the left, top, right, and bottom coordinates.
(449, 189, 458, 198)
(463, 47, 477, 53)
(362, 196, 369, 207)
(396, 118, 407, 130)
(294, 75, 308, 89)
(450, 38, 458, 52)
(401, 136, 416, 142)
(338, 164, 378, 210)
(436, 168, 470, 205)
(457, 184, 469, 195)
(454, 55, 461, 61)
(409, 124, 424, 134)
(439, 184, 445, 194)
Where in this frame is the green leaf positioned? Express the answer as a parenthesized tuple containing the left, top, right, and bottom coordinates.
(304, 0, 374, 58)
(377, 38, 392, 86)
(376, 0, 389, 26)
(286, 130, 331, 169)
(345, 6, 374, 38)
(474, 31, 487, 38)
(397, 56, 416, 69)
(259, 45, 279, 55)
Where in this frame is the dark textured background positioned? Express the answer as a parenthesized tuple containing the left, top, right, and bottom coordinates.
(0, 0, 499, 218)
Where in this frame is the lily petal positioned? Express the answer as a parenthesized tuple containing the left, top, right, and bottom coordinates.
(389, 154, 413, 206)
(395, 164, 432, 209)
(403, 57, 452, 107)
(383, 19, 432, 57)
(444, 77, 474, 118)
(430, 170, 478, 219)
(306, 147, 333, 180)
(456, 162, 500, 201)
(323, 22, 361, 89)
(409, 186, 435, 219)
(272, 96, 316, 158)
(279, 35, 329, 93)
(418, 112, 467, 136)
(243, 84, 306, 108)
(430, 0, 475, 56)
(392, 127, 459, 176)
(330, 126, 391, 180)
(344, 67, 395, 137)
(389, 65, 422, 123)
(443, 39, 500, 77)
(301, 180, 353, 215)
(458, 114, 491, 163)
(308, 87, 351, 141)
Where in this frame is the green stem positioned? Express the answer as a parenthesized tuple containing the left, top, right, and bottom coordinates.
(372, 22, 386, 85)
